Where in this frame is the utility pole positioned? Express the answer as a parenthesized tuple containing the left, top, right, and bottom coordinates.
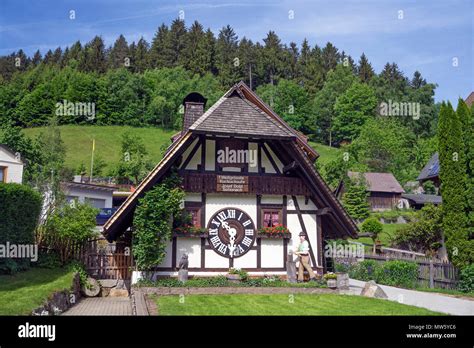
(90, 138, 95, 182)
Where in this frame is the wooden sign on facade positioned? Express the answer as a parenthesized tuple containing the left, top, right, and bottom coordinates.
(216, 175, 249, 192)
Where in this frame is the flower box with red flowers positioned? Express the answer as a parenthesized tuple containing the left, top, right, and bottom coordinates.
(173, 225, 208, 238)
(257, 224, 292, 239)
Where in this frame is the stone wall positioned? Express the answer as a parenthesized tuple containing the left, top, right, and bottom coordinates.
(32, 272, 82, 316)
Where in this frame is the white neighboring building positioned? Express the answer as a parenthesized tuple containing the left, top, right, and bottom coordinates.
(62, 180, 115, 209)
(0, 144, 24, 184)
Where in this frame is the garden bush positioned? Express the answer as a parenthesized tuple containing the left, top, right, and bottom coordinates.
(0, 183, 42, 274)
(137, 276, 326, 288)
(348, 260, 381, 281)
(374, 260, 418, 288)
(458, 264, 474, 293)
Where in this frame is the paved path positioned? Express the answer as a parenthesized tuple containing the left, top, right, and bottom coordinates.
(349, 279, 474, 315)
(62, 297, 132, 316)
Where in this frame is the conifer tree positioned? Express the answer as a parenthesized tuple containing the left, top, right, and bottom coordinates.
(109, 34, 130, 69)
(168, 18, 187, 67)
(357, 53, 374, 83)
(183, 21, 214, 75)
(438, 102, 469, 266)
(149, 24, 171, 68)
(133, 37, 150, 73)
(262, 31, 284, 85)
(215, 25, 239, 87)
(80, 36, 107, 73)
(31, 50, 42, 66)
(342, 174, 370, 221)
(456, 99, 474, 238)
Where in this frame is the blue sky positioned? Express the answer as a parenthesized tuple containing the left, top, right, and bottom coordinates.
(0, 0, 472, 103)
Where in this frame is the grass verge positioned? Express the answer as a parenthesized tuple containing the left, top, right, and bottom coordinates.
(0, 267, 75, 315)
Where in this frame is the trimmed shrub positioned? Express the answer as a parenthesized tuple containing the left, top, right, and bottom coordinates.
(375, 260, 418, 288)
(0, 183, 42, 274)
(348, 260, 381, 281)
(458, 264, 474, 293)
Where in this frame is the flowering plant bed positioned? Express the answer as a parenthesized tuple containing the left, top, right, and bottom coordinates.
(257, 224, 292, 239)
(172, 225, 208, 238)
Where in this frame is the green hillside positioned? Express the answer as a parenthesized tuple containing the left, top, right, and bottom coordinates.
(23, 125, 176, 173)
(23, 125, 338, 173)
(309, 141, 341, 166)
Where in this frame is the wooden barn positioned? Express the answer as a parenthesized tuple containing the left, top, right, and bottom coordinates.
(102, 82, 358, 280)
(338, 172, 405, 211)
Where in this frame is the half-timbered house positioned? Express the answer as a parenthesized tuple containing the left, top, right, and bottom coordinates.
(102, 82, 358, 280)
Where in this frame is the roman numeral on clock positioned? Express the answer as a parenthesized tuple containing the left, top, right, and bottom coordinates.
(217, 211, 227, 222)
(218, 243, 227, 254)
(245, 229, 254, 236)
(242, 219, 251, 227)
(210, 236, 221, 248)
(227, 209, 235, 218)
(209, 228, 218, 236)
(241, 236, 253, 247)
(238, 212, 243, 220)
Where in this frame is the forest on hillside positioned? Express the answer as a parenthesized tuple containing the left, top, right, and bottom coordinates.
(0, 18, 439, 185)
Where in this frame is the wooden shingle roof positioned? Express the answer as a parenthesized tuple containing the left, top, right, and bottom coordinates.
(348, 171, 405, 193)
(190, 90, 295, 139)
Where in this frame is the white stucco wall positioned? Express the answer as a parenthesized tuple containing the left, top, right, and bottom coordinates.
(205, 139, 216, 171)
(177, 238, 201, 268)
(261, 239, 284, 268)
(0, 147, 23, 183)
(183, 138, 201, 170)
(64, 186, 113, 208)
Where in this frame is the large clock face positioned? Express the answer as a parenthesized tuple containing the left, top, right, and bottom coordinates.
(207, 208, 256, 258)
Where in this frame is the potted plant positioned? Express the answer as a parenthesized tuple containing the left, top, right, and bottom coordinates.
(227, 268, 247, 283)
(323, 272, 338, 289)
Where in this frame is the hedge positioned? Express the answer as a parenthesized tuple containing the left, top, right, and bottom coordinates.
(345, 259, 419, 288)
(458, 264, 474, 293)
(0, 183, 42, 274)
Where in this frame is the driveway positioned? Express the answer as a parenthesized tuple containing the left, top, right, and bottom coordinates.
(62, 297, 132, 316)
(349, 279, 474, 315)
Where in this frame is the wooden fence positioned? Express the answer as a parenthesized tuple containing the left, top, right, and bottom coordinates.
(42, 238, 134, 280)
(83, 252, 133, 280)
(340, 252, 459, 290)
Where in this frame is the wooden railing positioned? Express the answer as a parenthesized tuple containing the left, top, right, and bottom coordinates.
(183, 172, 311, 195)
(336, 251, 459, 290)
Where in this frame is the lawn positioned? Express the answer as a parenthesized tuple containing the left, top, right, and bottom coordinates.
(23, 125, 176, 172)
(351, 223, 404, 247)
(153, 294, 441, 316)
(309, 141, 341, 167)
(0, 267, 75, 315)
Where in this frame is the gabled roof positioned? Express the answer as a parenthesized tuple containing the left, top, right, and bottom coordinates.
(190, 90, 295, 139)
(417, 152, 439, 181)
(465, 91, 474, 107)
(402, 193, 442, 205)
(348, 171, 405, 193)
(0, 144, 23, 164)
